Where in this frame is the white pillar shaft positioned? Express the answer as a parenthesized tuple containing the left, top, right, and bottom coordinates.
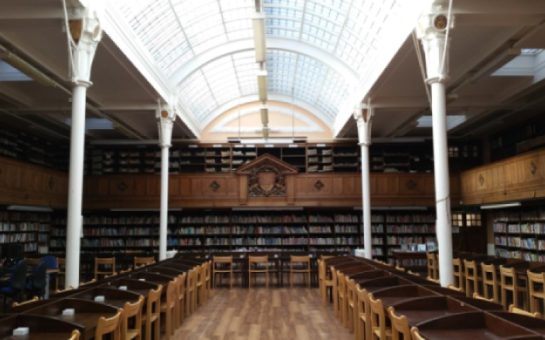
(431, 82, 454, 287)
(159, 146, 169, 260)
(360, 143, 372, 259)
(65, 85, 87, 289)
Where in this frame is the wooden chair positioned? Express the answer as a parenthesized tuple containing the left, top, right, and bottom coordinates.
(509, 303, 541, 318)
(453, 257, 464, 292)
(481, 262, 499, 303)
(95, 257, 116, 280)
(175, 273, 186, 328)
(527, 270, 545, 315)
(500, 265, 526, 309)
(69, 329, 80, 340)
(11, 296, 39, 308)
(205, 260, 212, 296)
(336, 271, 347, 326)
(368, 293, 392, 339)
(95, 310, 122, 340)
(160, 280, 177, 339)
(464, 259, 479, 298)
(143, 285, 162, 340)
(356, 285, 371, 340)
(134, 256, 155, 268)
(447, 284, 464, 293)
(331, 267, 340, 319)
(80, 278, 97, 287)
(56, 257, 65, 289)
(196, 263, 206, 307)
(248, 255, 269, 288)
(213, 256, 233, 288)
(289, 255, 311, 287)
(318, 259, 333, 304)
(410, 326, 425, 340)
(387, 306, 410, 340)
(345, 277, 356, 332)
(473, 292, 494, 302)
(426, 252, 439, 282)
(121, 295, 144, 340)
(186, 267, 197, 315)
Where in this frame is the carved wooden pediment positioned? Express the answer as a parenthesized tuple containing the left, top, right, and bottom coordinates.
(236, 154, 298, 197)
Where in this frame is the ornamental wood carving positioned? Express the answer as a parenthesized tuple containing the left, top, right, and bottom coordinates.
(236, 153, 298, 198)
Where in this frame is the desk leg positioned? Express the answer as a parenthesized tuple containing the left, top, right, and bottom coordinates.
(44, 273, 50, 299)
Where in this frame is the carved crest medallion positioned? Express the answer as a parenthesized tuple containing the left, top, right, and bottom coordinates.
(248, 165, 285, 197)
(235, 153, 298, 198)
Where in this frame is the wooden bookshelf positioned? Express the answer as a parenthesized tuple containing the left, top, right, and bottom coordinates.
(0, 210, 51, 254)
(493, 207, 545, 262)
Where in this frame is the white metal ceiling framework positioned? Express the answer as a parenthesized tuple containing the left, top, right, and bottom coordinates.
(106, 0, 428, 136)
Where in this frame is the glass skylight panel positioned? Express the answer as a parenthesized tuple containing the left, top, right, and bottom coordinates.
(202, 56, 241, 106)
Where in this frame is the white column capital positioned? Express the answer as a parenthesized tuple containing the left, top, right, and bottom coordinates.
(416, 0, 454, 84)
(68, 6, 102, 86)
(157, 107, 176, 148)
(353, 104, 373, 146)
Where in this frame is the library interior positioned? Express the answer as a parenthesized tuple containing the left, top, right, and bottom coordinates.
(1, 0, 545, 339)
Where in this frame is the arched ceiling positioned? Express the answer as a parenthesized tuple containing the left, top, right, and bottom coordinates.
(105, 0, 428, 136)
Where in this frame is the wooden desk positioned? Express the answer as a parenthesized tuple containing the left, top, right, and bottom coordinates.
(71, 287, 141, 309)
(392, 296, 477, 324)
(416, 312, 541, 339)
(0, 314, 81, 340)
(16, 298, 118, 340)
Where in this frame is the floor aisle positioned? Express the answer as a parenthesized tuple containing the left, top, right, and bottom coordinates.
(174, 288, 352, 340)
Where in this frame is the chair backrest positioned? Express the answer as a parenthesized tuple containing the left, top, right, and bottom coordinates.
(166, 279, 177, 309)
(481, 262, 498, 302)
(80, 278, 97, 287)
(356, 285, 369, 337)
(147, 285, 163, 320)
(346, 277, 356, 307)
(290, 255, 310, 267)
(40, 255, 58, 270)
(464, 259, 478, 297)
(410, 326, 425, 340)
(30, 260, 47, 290)
(387, 306, 410, 340)
(134, 256, 155, 268)
(11, 260, 28, 290)
(453, 257, 464, 289)
(12, 296, 39, 308)
(249, 255, 268, 266)
(337, 271, 346, 298)
(95, 257, 116, 279)
(69, 329, 80, 340)
(527, 270, 545, 314)
(426, 252, 438, 280)
(177, 273, 186, 302)
(121, 295, 144, 340)
(499, 265, 517, 309)
(473, 292, 494, 302)
(509, 304, 541, 318)
(369, 293, 388, 340)
(95, 310, 122, 340)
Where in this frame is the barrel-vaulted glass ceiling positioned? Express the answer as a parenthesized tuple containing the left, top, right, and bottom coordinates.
(106, 0, 428, 135)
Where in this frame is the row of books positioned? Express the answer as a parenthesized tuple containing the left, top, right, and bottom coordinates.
(494, 222, 545, 234)
(0, 211, 51, 222)
(386, 224, 435, 233)
(385, 215, 435, 223)
(0, 234, 36, 242)
(386, 236, 436, 245)
(0, 222, 50, 232)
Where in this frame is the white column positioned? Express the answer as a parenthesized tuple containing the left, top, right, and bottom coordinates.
(417, 1, 454, 287)
(65, 7, 102, 289)
(354, 104, 374, 259)
(157, 108, 175, 260)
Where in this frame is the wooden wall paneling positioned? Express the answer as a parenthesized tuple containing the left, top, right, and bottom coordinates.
(460, 148, 545, 205)
(0, 156, 67, 208)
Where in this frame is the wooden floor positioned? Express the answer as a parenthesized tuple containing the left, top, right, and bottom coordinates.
(174, 288, 352, 340)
